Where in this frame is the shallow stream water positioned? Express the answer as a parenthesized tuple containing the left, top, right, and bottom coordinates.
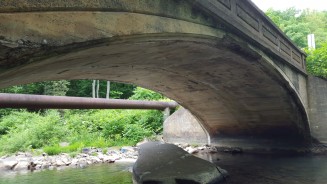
(1, 154, 327, 184)
(0, 161, 134, 184)
(197, 153, 327, 184)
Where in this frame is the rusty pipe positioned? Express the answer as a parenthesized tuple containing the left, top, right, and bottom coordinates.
(0, 93, 178, 110)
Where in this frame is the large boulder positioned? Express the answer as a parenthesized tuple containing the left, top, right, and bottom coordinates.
(133, 142, 227, 184)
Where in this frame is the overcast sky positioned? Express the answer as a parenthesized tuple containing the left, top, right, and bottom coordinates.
(251, 0, 327, 11)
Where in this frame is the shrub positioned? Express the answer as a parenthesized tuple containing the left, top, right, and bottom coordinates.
(0, 110, 36, 135)
(0, 108, 164, 155)
(129, 87, 164, 100)
(306, 43, 327, 78)
(0, 110, 70, 154)
(43, 146, 62, 155)
(122, 124, 152, 144)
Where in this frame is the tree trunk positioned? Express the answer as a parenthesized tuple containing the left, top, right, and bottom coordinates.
(96, 80, 100, 98)
(106, 81, 111, 99)
(92, 80, 96, 98)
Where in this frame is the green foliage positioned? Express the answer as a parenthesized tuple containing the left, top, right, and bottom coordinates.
(43, 80, 70, 96)
(102, 148, 108, 154)
(65, 80, 93, 97)
(306, 42, 327, 78)
(0, 82, 43, 94)
(69, 152, 78, 158)
(0, 80, 135, 99)
(266, 8, 310, 48)
(43, 146, 62, 156)
(0, 110, 26, 135)
(0, 109, 18, 119)
(0, 80, 70, 96)
(129, 87, 164, 100)
(43, 142, 86, 155)
(0, 77, 167, 156)
(122, 124, 152, 143)
(266, 8, 327, 49)
(65, 109, 163, 144)
(0, 110, 70, 153)
(0, 108, 163, 155)
(266, 8, 327, 78)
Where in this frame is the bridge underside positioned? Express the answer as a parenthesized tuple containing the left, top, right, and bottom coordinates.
(0, 1, 310, 148)
(0, 34, 309, 146)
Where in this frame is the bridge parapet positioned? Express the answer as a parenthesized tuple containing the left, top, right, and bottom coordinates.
(196, 0, 306, 74)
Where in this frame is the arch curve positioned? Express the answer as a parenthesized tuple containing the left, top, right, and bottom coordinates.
(0, 33, 311, 148)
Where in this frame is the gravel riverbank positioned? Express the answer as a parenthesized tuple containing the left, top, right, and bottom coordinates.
(0, 146, 138, 175)
(0, 143, 222, 175)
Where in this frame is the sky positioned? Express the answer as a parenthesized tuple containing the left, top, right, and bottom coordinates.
(251, 0, 327, 11)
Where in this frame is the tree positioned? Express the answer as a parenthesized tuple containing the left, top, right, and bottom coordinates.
(43, 80, 70, 96)
(92, 80, 96, 98)
(92, 80, 100, 98)
(106, 81, 110, 99)
(266, 8, 327, 78)
(1, 79, 136, 99)
(302, 10, 327, 48)
(129, 87, 164, 101)
(96, 80, 100, 98)
(306, 42, 327, 78)
(66, 80, 135, 99)
(266, 8, 327, 49)
(0, 80, 70, 96)
(266, 8, 310, 48)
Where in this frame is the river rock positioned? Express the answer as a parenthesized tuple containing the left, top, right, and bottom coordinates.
(41, 163, 50, 170)
(2, 158, 18, 170)
(103, 155, 117, 163)
(89, 156, 101, 164)
(133, 142, 226, 184)
(82, 148, 91, 154)
(185, 147, 199, 154)
(27, 162, 37, 171)
(70, 158, 79, 167)
(121, 146, 135, 153)
(55, 159, 65, 167)
(13, 160, 30, 171)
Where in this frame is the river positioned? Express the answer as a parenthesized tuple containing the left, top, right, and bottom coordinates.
(1, 154, 326, 184)
(0, 161, 134, 184)
(197, 153, 327, 184)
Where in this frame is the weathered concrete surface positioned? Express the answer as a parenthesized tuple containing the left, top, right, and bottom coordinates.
(308, 76, 327, 144)
(0, 0, 311, 148)
(133, 142, 226, 184)
(0, 35, 310, 146)
(163, 107, 208, 144)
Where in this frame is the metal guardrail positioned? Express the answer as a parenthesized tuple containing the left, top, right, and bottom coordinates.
(0, 93, 178, 110)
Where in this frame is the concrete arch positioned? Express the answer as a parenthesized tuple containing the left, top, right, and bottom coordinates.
(0, 1, 310, 148)
(0, 33, 310, 147)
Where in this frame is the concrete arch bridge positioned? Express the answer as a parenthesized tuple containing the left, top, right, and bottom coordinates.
(0, 0, 326, 150)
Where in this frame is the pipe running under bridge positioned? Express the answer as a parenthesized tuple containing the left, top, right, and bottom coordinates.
(0, 93, 178, 110)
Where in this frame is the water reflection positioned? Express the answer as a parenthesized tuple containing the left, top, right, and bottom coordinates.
(196, 153, 327, 184)
(0, 162, 134, 184)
